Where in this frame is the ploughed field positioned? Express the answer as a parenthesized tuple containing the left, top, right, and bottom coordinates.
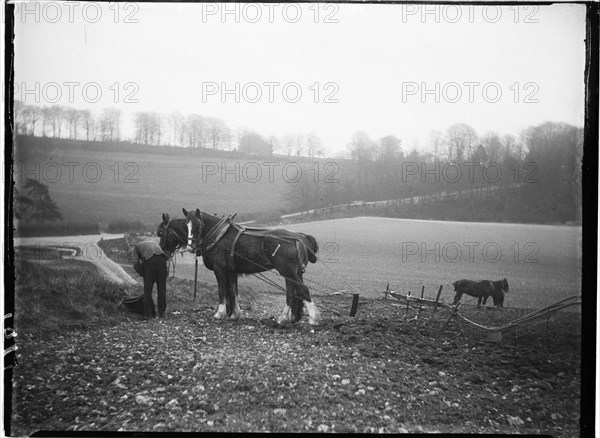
(11, 217, 583, 435)
(165, 216, 582, 310)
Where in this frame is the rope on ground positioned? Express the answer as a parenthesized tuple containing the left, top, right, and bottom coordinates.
(433, 296, 581, 332)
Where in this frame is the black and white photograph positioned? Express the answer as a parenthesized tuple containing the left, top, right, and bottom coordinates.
(5, 1, 595, 435)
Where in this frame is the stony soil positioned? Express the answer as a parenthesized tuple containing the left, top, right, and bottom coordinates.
(11, 281, 581, 435)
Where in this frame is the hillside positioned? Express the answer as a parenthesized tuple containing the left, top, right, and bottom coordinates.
(12, 135, 582, 234)
(13, 136, 333, 225)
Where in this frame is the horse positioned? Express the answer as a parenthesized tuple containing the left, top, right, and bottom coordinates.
(452, 278, 509, 308)
(183, 208, 320, 325)
(156, 212, 190, 260)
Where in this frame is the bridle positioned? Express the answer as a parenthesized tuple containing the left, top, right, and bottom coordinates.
(158, 217, 192, 279)
(158, 218, 189, 258)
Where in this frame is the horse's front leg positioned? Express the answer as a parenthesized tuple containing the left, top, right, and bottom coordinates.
(298, 273, 320, 325)
(452, 291, 462, 306)
(227, 271, 241, 320)
(213, 269, 228, 320)
(277, 279, 294, 325)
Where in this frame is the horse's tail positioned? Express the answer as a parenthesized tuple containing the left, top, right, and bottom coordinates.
(301, 233, 318, 263)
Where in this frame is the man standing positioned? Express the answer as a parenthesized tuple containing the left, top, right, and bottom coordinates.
(132, 239, 168, 320)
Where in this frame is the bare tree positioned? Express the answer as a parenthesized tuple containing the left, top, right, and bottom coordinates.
(21, 105, 42, 135)
(282, 134, 296, 157)
(305, 132, 322, 159)
(65, 107, 82, 140)
(80, 110, 95, 141)
(46, 105, 66, 138)
(445, 123, 478, 161)
(347, 131, 376, 193)
(267, 136, 280, 155)
(41, 106, 52, 137)
(14, 100, 26, 134)
(134, 111, 162, 145)
(205, 117, 229, 149)
(295, 133, 305, 157)
(185, 114, 204, 148)
(100, 108, 121, 141)
(150, 112, 163, 145)
(378, 135, 402, 160)
(480, 132, 503, 163)
(502, 134, 519, 162)
(428, 130, 444, 161)
(168, 111, 184, 146)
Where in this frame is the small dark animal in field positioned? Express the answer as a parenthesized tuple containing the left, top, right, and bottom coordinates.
(452, 278, 509, 307)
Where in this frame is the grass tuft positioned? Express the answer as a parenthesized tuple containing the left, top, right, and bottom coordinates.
(13, 258, 256, 340)
(15, 260, 135, 338)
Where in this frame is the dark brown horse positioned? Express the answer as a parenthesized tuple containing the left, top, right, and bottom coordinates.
(156, 213, 190, 256)
(183, 208, 320, 325)
(452, 278, 509, 308)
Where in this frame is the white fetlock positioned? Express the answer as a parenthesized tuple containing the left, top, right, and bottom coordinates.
(305, 301, 321, 325)
(230, 302, 242, 320)
(214, 304, 227, 320)
(277, 306, 292, 325)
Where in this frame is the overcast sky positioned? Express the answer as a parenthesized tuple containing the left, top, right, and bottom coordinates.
(14, 2, 586, 155)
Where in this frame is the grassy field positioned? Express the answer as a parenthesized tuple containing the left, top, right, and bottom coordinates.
(153, 216, 581, 310)
(14, 139, 324, 225)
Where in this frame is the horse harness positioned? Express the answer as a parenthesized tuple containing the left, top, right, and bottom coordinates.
(195, 214, 311, 271)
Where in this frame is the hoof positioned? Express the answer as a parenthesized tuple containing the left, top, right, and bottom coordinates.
(277, 305, 292, 325)
(229, 304, 242, 320)
(214, 304, 227, 320)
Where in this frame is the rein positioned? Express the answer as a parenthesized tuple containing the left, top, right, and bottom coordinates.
(161, 218, 192, 279)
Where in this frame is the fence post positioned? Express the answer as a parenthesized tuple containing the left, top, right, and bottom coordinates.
(405, 290, 411, 320)
(418, 285, 425, 318)
(429, 285, 444, 321)
(193, 256, 199, 300)
(435, 285, 443, 306)
(350, 293, 360, 317)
